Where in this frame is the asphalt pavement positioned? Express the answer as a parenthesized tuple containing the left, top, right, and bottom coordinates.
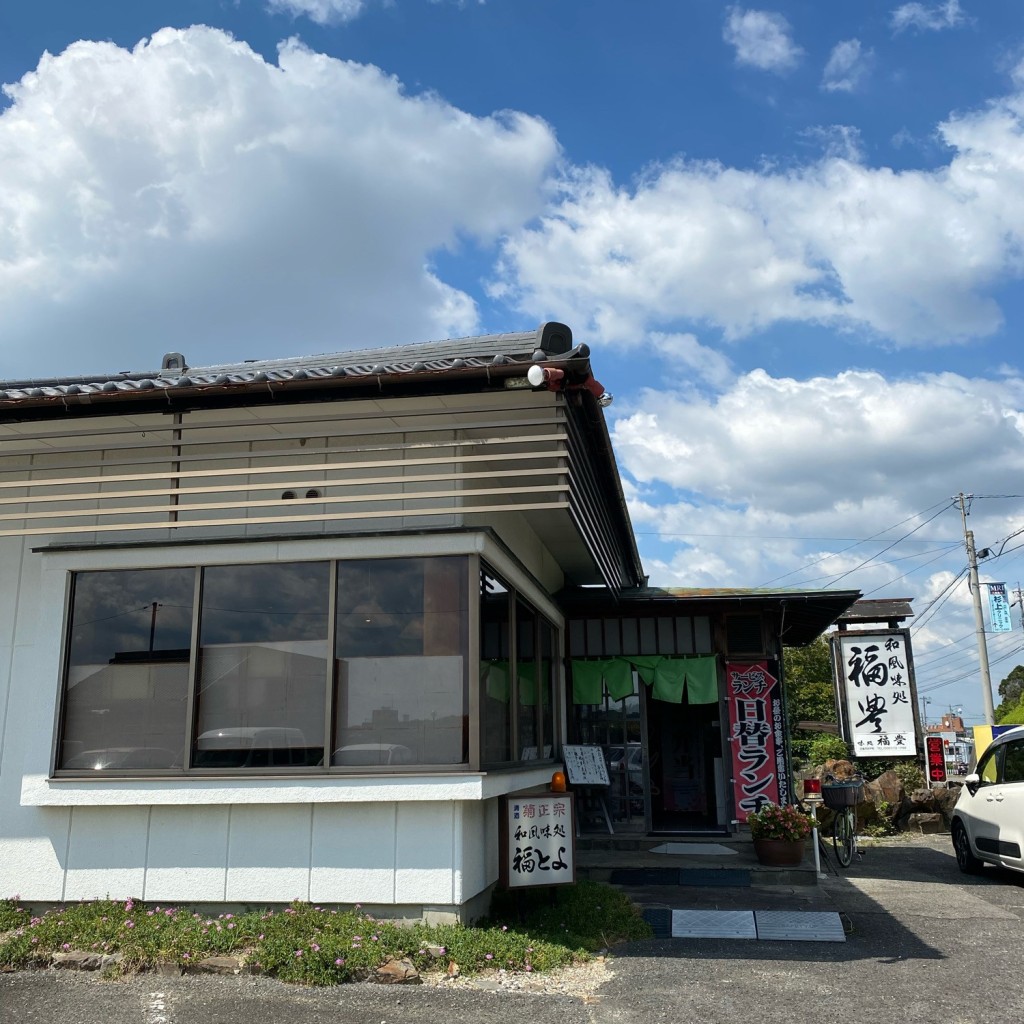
(2, 833, 1022, 1024)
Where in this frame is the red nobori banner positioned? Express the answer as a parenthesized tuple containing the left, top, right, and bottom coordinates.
(726, 661, 786, 821)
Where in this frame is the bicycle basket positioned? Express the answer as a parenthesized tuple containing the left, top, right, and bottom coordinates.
(821, 781, 864, 809)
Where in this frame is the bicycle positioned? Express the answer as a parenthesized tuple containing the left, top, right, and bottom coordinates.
(821, 774, 864, 868)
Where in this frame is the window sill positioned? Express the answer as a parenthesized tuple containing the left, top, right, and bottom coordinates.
(21, 766, 558, 807)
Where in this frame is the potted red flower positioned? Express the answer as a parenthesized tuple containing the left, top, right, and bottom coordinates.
(746, 802, 813, 866)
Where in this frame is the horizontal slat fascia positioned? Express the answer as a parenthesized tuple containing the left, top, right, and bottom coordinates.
(0, 498, 570, 538)
(0, 482, 567, 524)
(0, 441, 567, 491)
(0, 409, 563, 462)
(0, 465, 561, 508)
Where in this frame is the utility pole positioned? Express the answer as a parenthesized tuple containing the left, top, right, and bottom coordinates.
(957, 493, 996, 725)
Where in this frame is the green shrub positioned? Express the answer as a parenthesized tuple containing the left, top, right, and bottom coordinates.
(892, 761, 925, 790)
(807, 734, 850, 766)
(0, 884, 649, 984)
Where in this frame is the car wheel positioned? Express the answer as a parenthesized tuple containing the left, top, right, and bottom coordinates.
(953, 820, 983, 874)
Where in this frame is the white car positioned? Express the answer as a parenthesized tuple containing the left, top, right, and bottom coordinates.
(951, 724, 1024, 876)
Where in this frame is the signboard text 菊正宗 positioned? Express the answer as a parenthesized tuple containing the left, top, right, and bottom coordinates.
(501, 793, 575, 889)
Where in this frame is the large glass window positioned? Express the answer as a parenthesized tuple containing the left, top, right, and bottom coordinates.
(539, 619, 556, 759)
(56, 554, 548, 775)
(480, 567, 558, 766)
(59, 568, 196, 770)
(192, 562, 329, 769)
(333, 557, 467, 766)
(480, 569, 512, 763)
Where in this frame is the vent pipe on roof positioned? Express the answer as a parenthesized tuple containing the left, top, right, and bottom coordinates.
(161, 352, 187, 372)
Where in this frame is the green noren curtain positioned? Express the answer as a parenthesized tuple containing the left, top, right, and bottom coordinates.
(603, 658, 635, 700)
(683, 655, 718, 704)
(570, 657, 634, 704)
(652, 658, 687, 703)
(571, 659, 606, 705)
(570, 654, 719, 705)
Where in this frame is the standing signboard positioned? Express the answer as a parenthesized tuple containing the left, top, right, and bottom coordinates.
(561, 745, 610, 785)
(499, 791, 576, 889)
(725, 661, 787, 821)
(832, 629, 919, 758)
(926, 735, 947, 785)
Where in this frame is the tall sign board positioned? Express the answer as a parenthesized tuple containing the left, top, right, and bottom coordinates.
(831, 629, 919, 758)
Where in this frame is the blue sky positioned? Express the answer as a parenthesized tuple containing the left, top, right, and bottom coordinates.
(2, 1, 1024, 724)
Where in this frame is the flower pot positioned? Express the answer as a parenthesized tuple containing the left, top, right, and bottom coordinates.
(752, 836, 807, 867)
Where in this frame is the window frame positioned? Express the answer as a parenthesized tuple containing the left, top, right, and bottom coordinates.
(53, 554, 482, 778)
(478, 561, 560, 770)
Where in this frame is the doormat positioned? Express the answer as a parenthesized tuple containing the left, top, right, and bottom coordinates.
(649, 842, 738, 856)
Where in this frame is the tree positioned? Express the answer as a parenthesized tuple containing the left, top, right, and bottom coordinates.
(995, 665, 1024, 721)
(782, 636, 839, 763)
(783, 636, 837, 726)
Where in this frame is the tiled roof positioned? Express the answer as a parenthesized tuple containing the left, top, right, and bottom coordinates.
(0, 324, 586, 408)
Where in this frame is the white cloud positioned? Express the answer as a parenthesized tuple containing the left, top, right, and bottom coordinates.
(611, 368, 1024, 588)
(821, 39, 873, 93)
(0, 27, 559, 377)
(891, 0, 966, 34)
(267, 0, 483, 24)
(496, 87, 1024, 348)
(723, 7, 803, 73)
(267, 0, 365, 25)
(647, 332, 736, 389)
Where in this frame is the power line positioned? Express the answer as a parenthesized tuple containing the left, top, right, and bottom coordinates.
(825, 502, 956, 589)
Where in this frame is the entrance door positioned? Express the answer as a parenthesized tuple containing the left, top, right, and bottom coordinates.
(644, 688, 725, 832)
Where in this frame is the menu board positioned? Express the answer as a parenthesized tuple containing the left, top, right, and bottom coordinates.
(562, 745, 610, 786)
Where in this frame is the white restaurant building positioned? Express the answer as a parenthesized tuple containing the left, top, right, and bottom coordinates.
(0, 324, 858, 920)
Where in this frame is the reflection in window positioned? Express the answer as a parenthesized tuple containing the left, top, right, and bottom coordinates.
(333, 557, 467, 766)
(192, 562, 329, 769)
(1004, 741, 1024, 784)
(517, 600, 538, 759)
(480, 569, 511, 763)
(978, 747, 1001, 786)
(57, 554, 544, 774)
(539, 620, 556, 759)
(59, 568, 195, 770)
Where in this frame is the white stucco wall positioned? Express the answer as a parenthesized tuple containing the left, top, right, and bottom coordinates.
(0, 528, 562, 914)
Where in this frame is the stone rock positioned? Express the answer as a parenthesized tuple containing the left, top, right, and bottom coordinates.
(820, 758, 859, 781)
(908, 788, 937, 812)
(372, 957, 421, 984)
(188, 955, 243, 975)
(51, 951, 123, 971)
(907, 812, 947, 834)
(152, 961, 184, 977)
(866, 770, 905, 808)
(930, 786, 961, 822)
(425, 945, 447, 959)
